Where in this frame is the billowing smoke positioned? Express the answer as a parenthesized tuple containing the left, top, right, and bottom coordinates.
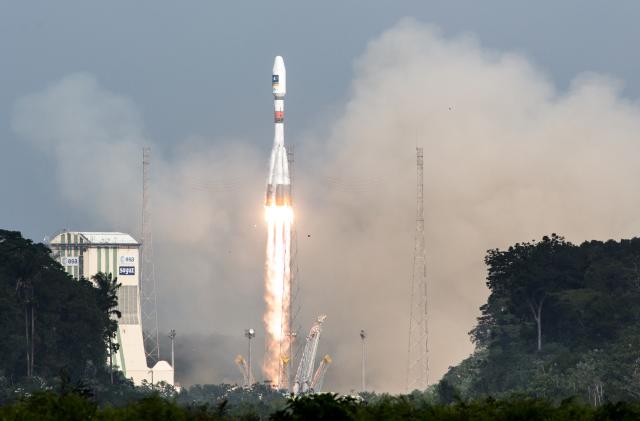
(12, 19, 640, 393)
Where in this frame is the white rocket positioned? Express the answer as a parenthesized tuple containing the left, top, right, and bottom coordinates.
(265, 56, 291, 207)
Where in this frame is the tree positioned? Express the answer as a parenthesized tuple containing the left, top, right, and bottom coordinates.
(92, 272, 121, 384)
(450, 234, 640, 401)
(0, 230, 115, 382)
(478, 234, 579, 352)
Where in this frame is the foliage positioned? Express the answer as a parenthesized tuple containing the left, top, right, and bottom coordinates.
(92, 272, 121, 358)
(444, 235, 640, 404)
(271, 393, 359, 420)
(0, 230, 116, 383)
(176, 383, 287, 418)
(1, 391, 640, 420)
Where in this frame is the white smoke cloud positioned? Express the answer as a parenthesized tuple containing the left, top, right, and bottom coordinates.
(12, 20, 640, 393)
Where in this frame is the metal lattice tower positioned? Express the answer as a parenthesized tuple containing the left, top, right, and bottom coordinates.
(141, 147, 160, 364)
(406, 147, 429, 392)
(287, 146, 302, 391)
(293, 315, 327, 395)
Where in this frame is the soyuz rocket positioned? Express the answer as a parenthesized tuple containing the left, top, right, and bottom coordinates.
(266, 56, 291, 207)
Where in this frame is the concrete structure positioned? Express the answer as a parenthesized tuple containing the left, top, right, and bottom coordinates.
(49, 231, 173, 386)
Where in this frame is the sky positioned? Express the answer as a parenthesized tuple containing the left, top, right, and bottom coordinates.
(1, 1, 640, 393)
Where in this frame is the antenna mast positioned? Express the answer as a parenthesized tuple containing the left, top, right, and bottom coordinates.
(406, 147, 429, 391)
(142, 147, 160, 364)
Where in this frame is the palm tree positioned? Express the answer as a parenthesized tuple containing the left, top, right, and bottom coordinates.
(92, 272, 121, 384)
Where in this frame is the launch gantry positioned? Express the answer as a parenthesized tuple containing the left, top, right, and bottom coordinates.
(292, 315, 331, 394)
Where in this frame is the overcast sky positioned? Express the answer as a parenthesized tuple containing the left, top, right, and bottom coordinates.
(2, 1, 639, 237)
(2, 2, 640, 392)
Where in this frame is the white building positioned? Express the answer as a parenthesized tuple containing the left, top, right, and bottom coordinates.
(49, 231, 173, 386)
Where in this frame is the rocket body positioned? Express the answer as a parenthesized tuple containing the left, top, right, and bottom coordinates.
(266, 56, 291, 206)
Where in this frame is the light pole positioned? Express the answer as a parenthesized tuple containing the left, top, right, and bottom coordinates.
(288, 331, 297, 391)
(245, 328, 256, 386)
(360, 330, 367, 393)
(168, 330, 176, 370)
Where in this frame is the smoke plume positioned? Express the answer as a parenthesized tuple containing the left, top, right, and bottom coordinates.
(12, 19, 640, 393)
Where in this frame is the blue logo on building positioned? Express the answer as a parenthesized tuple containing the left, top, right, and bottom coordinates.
(119, 266, 135, 276)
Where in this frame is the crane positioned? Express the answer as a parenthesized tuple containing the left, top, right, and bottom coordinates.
(293, 315, 327, 394)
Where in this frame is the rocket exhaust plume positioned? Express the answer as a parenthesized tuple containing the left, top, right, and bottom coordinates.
(263, 56, 292, 388)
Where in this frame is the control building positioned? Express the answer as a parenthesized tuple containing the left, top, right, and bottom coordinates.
(49, 231, 173, 386)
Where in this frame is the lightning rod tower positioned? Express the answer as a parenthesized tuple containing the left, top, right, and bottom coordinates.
(142, 147, 160, 364)
(406, 147, 429, 392)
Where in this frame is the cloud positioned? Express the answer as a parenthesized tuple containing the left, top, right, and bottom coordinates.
(12, 20, 640, 393)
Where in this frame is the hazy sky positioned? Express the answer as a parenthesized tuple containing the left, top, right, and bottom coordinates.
(2, 2, 640, 392)
(2, 1, 639, 236)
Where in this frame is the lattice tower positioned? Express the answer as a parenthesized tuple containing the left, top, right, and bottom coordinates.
(406, 147, 429, 391)
(141, 147, 160, 363)
(287, 146, 302, 391)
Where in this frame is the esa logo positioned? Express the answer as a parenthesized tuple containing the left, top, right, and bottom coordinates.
(119, 266, 135, 276)
(61, 256, 80, 266)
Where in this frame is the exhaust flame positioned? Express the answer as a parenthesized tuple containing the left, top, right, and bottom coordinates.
(263, 204, 293, 387)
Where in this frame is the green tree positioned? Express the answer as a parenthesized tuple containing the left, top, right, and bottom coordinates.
(477, 234, 580, 353)
(0, 230, 114, 382)
(448, 235, 640, 402)
(92, 272, 121, 384)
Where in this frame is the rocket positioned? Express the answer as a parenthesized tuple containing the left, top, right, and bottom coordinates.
(266, 56, 291, 207)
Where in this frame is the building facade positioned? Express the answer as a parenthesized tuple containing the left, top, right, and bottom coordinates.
(49, 231, 173, 386)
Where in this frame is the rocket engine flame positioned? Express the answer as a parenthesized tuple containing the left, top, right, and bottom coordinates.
(263, 205, 293, 386)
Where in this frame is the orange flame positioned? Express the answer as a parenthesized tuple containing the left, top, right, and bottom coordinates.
(263, 205, 293, 388)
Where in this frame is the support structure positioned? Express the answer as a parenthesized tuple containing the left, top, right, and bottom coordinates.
(287, 146, 301, 391)
(406, 147, 429, 392)
(293, 315, 327, 395)
(310, 355, 331, 393)
(360, 330, 367, 392)
(141, 147, 160, 364)
(169, 330, 176, 370)
(235, 355, 251, 388)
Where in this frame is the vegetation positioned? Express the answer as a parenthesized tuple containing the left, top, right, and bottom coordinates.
(0, 229, 118, 385)
(440, 234, 640, 404)
(1, 391, 640, 420)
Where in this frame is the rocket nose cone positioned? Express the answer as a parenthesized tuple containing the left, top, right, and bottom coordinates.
(272, 56, 286, 96)
(273, 56, 285, 74)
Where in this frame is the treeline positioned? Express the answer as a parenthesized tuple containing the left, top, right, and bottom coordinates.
(0, 229, 119, 387)
(439, 234, 640, 404)
(3, 391, 640, 420)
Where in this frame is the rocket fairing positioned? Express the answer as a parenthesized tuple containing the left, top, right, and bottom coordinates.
(266, 56, 291, 207)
